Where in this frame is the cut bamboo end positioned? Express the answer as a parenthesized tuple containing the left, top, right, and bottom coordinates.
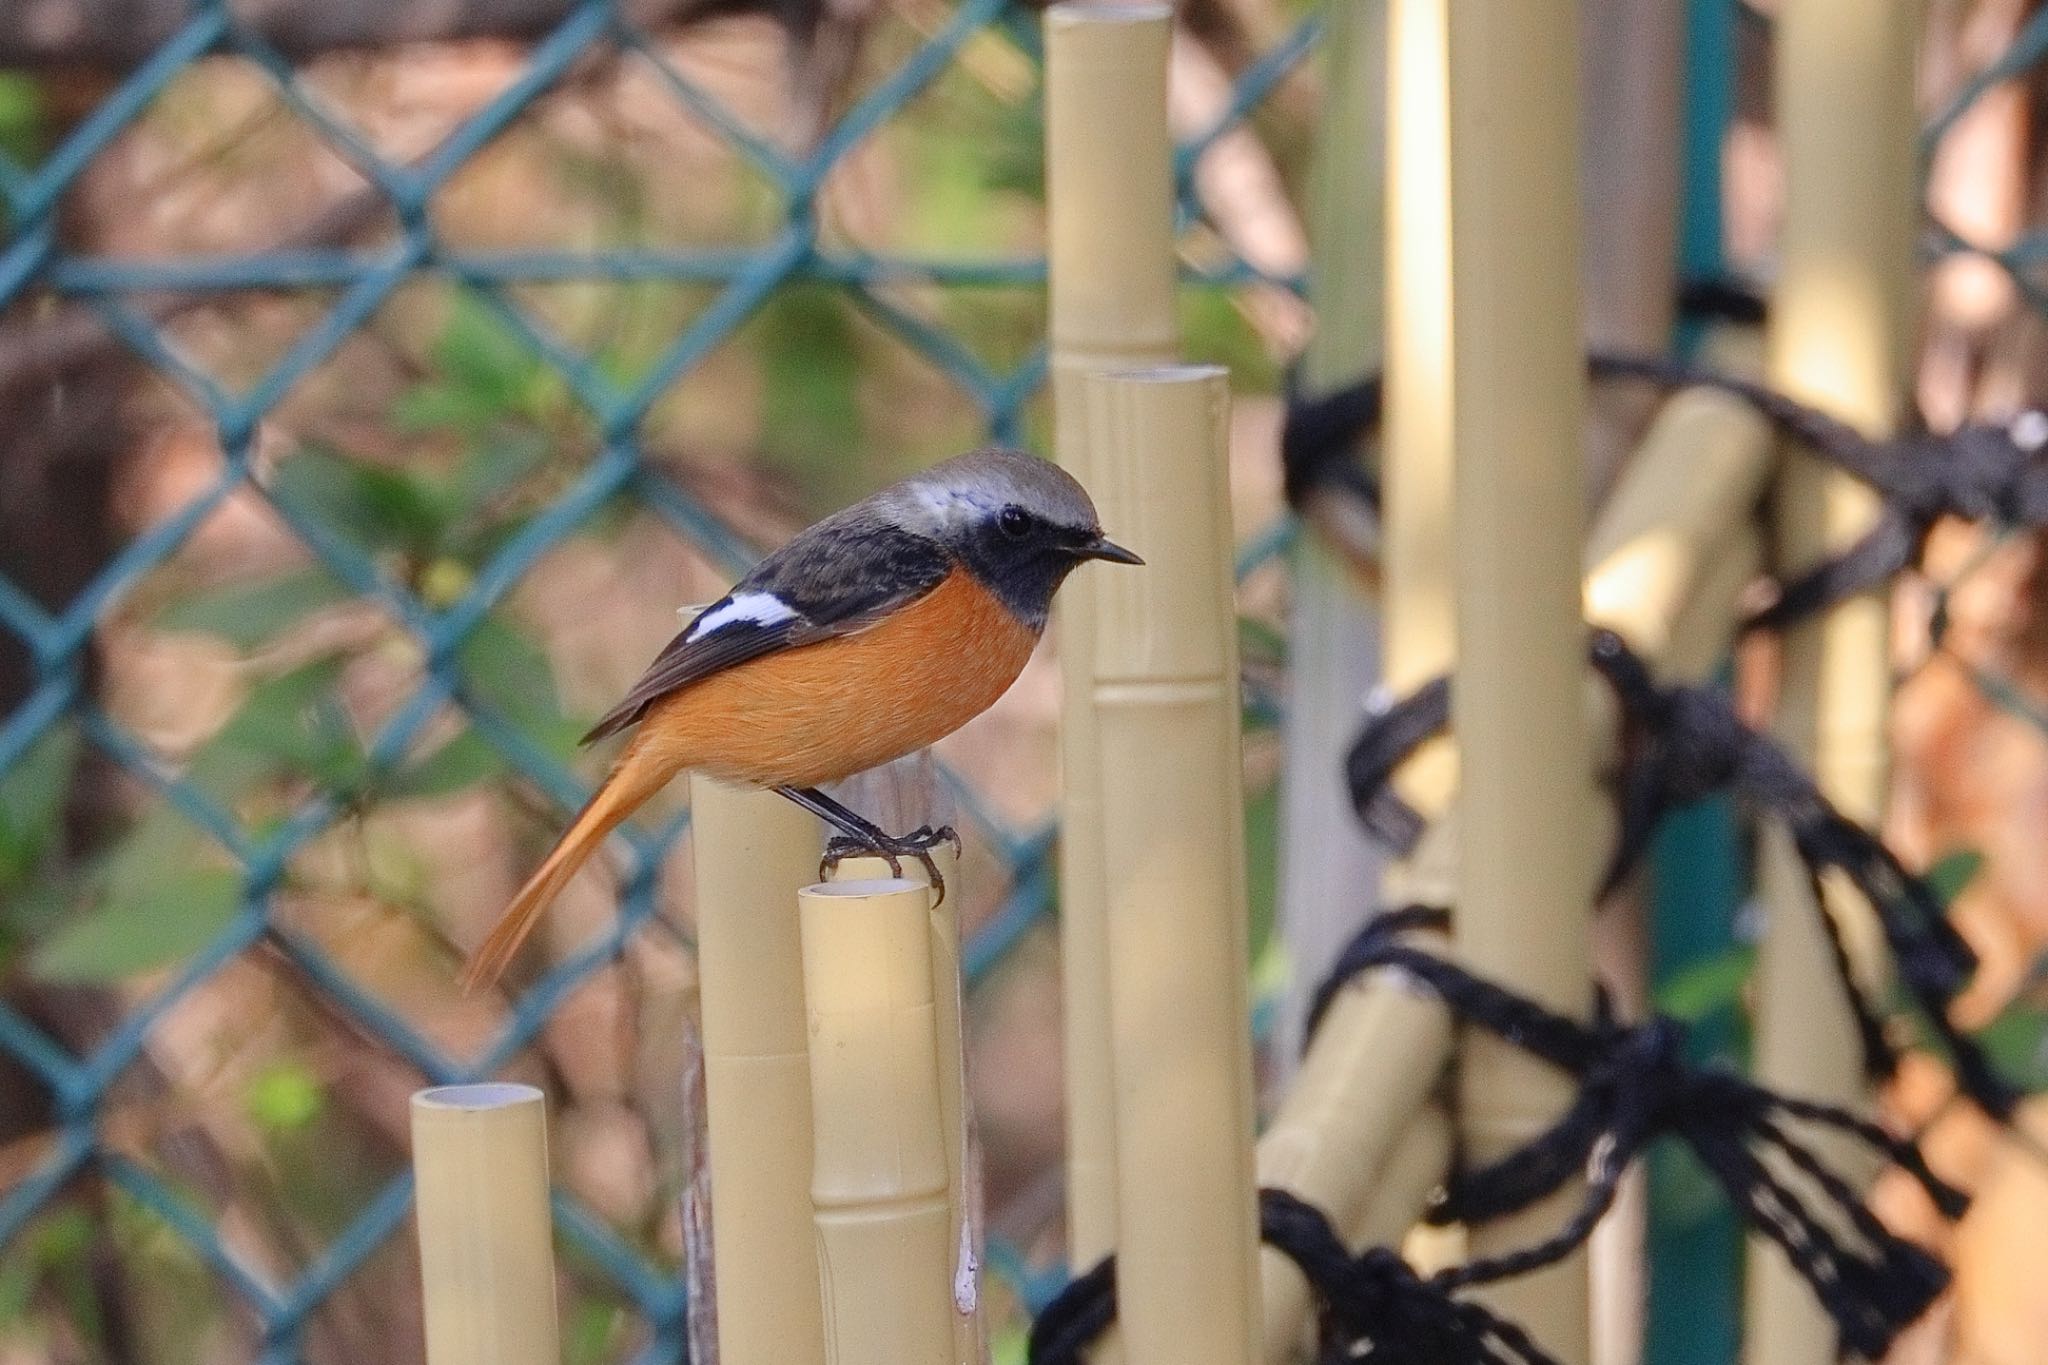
(1044, 1, 1177, 364)
(1079, 365, 1259, 1365)
(410, 1084, 560, 1365)
(689, 776, 826, 1365)
(801, 877, 955, 1365)
(1044, 0, 1179, 1284)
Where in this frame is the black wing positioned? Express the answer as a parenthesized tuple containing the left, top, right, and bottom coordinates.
(581, 517, 951, 744)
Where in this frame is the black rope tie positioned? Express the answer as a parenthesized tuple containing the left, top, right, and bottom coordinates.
(1344, 680, 1449, 857)
(1313, 909, 1966, 1362)
(1281, 348, 2048, 633)
(1341, 629, 2020, 1121)
(1029, 1187, 1560, 1365)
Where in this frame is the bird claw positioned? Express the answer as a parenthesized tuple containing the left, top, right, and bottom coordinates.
(820, 824, 960, 905)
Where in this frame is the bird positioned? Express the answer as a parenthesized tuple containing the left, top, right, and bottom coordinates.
(459, 446, 1142, 992)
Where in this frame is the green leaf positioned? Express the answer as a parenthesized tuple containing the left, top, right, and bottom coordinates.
(447, 430, 551, 518)
(245, 1062, 325, 1132)
(0, 73, 46, 167)
(391, 382, 497, 436)
(1243, 779, 1280, 965)
(1925, 847, 1985, 909)
(1973, 1001, 2048, 1093)
(0, 725, 79, 887)
(1654, 945, 1755, 1023)
(31, 867, 241, 983)
(563, 1301, 624, 1365)
(381, 732, 507, 799)
(1237, 616, 1289, 667)
(154, 568, 350, 648)
(458, 615, 563, 730)
(188, 656, 366, 798)
(273, 446, 445, 558)
(435, 292, 546, 410)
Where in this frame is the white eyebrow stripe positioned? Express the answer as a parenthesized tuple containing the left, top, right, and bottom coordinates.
(685, 591, 800, 641)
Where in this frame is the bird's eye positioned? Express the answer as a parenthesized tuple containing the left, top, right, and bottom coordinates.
(997, 505, 1032, 539)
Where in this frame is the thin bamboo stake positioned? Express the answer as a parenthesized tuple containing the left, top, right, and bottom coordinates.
(802, 876, 955, 1365)
(1443, 3, 1596, 1357)
(1275, 0, 1389, 1066)
(1748, 8, 1919, 1363)
(410, 1084, 560, 1365)
(1081, 365, 1258, 1365)
(680, 1005, 719, 1365)
(1043, 0, 1178, 1278)
(689, 776, 826, 1365)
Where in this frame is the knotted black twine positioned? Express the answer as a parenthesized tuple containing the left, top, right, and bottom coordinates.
(1313, 906, 1965, 1362)
(1030, 1184, 1558, 1365)
(1344, 629, 2019, 1122)
(1282, 348, 2048, 632)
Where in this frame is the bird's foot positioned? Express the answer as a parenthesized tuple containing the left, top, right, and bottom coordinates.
(820, 824, 962, 904)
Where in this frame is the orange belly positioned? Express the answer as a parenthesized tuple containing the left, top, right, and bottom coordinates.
(634, 568, 1041, 788)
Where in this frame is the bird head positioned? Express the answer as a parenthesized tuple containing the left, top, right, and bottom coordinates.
(886, 447, 1142, 627)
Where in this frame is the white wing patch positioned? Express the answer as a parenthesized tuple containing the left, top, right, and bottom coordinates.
(685, 591, 800, 641)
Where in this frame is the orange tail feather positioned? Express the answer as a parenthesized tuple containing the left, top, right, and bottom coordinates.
(460, 737, 683, 993)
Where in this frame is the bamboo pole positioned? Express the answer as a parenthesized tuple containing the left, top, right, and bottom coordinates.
(410, 1084, 560, 1365)
(801, 876, 955, 1365)
(1248, 6, 1464, 1353)
(1747, 5, 1919, 1363)
(826, 758, 981, 1365)
(1043, 0, 1178, 1279)
(1442, 3, 1596, 1357)
(1080, 365, 1258, 1365)
(1379, 0, 1458, 841)
(688, 776, 827, 1365)
(1584, 333, 1775, 661)
(1274, 0, 1389, 1066)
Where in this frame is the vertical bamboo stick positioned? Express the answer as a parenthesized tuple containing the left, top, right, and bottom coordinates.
(1081, 365, 1258, 1365)
(1748, 5, 1919, 1363)
(1379, 0, 1458, 846)
(826, 757, 981, 1365)
(802, 876, 955, 1365)
(410, 1084, 560, 1365)
(689, 776, 827, 1365)
(1249, 5, 1464, 1351)
(1048, 5, 1179, 1285)
(1443, 4, 1596, 1358)
(1044, 0, 1178, 1279)
(1275, 0, 1389, 1065)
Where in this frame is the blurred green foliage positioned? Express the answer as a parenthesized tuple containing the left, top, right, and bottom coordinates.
(8, 297, 585, 984)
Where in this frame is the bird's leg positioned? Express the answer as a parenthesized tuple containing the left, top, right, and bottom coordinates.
(773, 785, 960, 903)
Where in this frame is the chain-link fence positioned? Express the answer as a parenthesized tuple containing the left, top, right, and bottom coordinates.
(0, 1, 1311, 1359)
(7, 1, 2048, 1362)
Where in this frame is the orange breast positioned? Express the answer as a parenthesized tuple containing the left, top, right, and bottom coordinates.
(634, 568, 1041, 789)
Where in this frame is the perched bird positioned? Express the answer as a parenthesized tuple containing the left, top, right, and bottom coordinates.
(460, 447, 1141, 991)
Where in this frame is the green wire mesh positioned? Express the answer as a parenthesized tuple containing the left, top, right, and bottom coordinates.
(7, 1, 2048, 1361)
(0, 1, 1311, 1358)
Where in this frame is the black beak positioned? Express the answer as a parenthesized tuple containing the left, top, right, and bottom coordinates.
(1079, 535, 1144, 566)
